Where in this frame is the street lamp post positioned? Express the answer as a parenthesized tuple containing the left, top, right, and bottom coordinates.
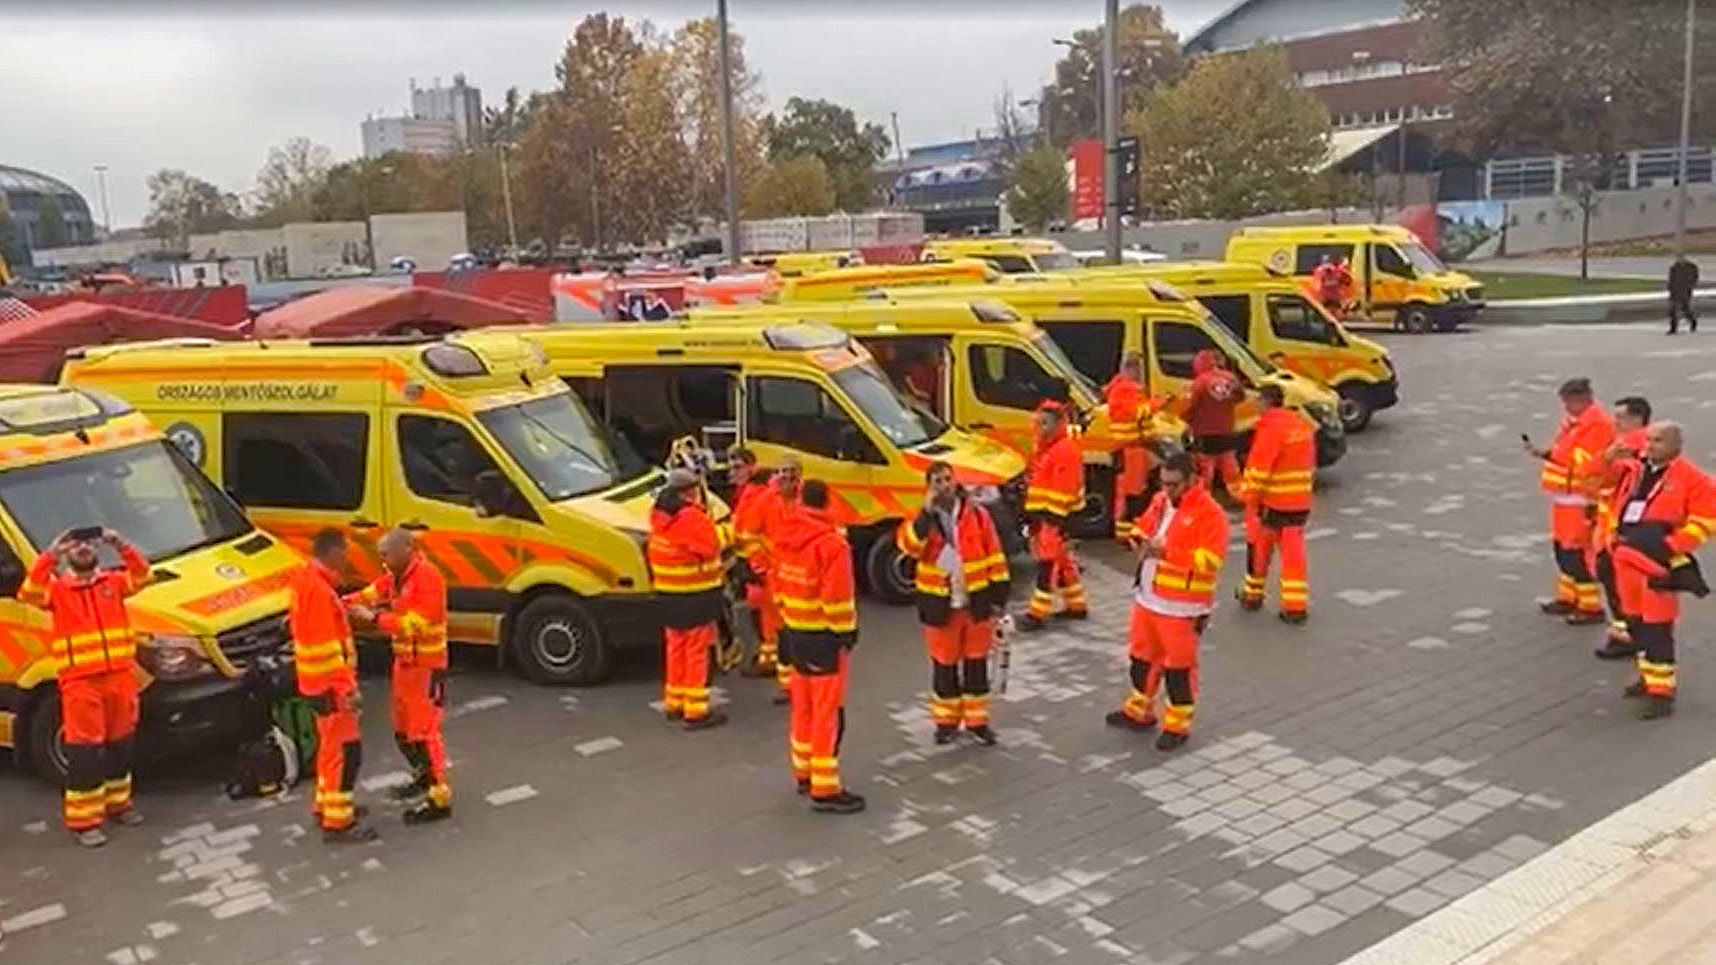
(498, 144, 519, 253)
(1101, 0, 1121, 262)
(717, 0, 742, 266)
(1674, 0, 1697, 258)
(92, 165, 112, 238)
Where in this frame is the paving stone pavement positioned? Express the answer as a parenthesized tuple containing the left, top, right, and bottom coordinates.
(2, 324, 1715, 964)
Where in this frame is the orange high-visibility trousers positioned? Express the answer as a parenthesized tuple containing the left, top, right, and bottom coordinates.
(925, 608, 993, 729)
(745, 579, 783, 673)
(60, 669, 139, 832)
(662, 623, 715, 722)
(392, 663, 450, 808)
(312, 689, 362, 831)
(789, 650, 848, 799)
(1027, 525, 1086, 620)
(1550, 504, 1601, 614)
(1118, 605, 1200, 734)
(1113, 445, 1151, 541)
(1244, 517, 1309, 615)
(1616, 557, 1680, 698)
(1195, 450, 1244, 499)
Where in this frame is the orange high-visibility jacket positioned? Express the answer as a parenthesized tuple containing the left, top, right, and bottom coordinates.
(1612, 456, 1716, 566)
(730, 474, 775, 573)
(775, 506, 857, 641)
(1131, 483, 1230, 608)
(1104, 373, 1147, 447)
(1244, 407, 1316, 513)
(1025, 430, 1084, 528)
(1591, 426, 1650, 548)
(648, 491, 725, 629)
(289, 560, 358, 696)
(896, 497, 1011, 625)
(19, 542, 149, 680)
(349, 552, 449, 669)
(1540, 404, 1615, 502)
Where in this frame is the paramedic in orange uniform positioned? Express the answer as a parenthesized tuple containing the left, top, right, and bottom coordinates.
(1590, 396, 1652, 658)
(1526, 378, 1614, 624)
(1240, 384, 1316, 623)
(644, 470, 729, 731)
(20, 527, 150, 847)
(728, 447, 784, 679)
(1105, 351, 1155, 543)
(1021, 401, 1088, 630)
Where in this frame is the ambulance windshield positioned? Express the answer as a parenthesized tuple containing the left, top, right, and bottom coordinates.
(478, 390, 645, 500)
(0, 440, 251, 562)
(832, 362, 947, 448)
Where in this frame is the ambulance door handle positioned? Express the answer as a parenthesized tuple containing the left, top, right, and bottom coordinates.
(400, 520, 431, 532)
(969, 422, 994, 430)
(349, 516, 379, 529)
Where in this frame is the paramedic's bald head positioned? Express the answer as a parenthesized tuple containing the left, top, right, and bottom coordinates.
(1646, 421, 1683, 465)
(379, 528, 418, 571)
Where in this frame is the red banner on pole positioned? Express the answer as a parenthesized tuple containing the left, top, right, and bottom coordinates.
(1071, 139, 1104, 221)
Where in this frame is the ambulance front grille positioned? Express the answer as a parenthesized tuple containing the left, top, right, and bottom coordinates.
(216, 614, 289, 671)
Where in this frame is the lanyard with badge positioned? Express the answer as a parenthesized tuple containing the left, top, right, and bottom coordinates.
(1623, 466, 1669, 525)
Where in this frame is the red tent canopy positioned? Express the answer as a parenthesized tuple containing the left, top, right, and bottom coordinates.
(253, 285, 548, 340)
(0, 301, 239, 384)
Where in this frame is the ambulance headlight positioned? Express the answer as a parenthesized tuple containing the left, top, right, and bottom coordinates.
(137, 634, 215, 681)
(969, 485, 1002, 505)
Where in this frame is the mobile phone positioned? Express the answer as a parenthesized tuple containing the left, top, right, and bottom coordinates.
(68, 526, 104, 542)
(1519, 433, 1531, 445)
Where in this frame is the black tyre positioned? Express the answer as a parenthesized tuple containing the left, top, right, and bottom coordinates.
(1398, 304, 1434, 334)
(863, 533, 915, 606)
(1337, 383, 1375, 433)
(1070, 465, 1114, 538)
(510, 594, 609, 686)
(25, 692, 70, 788)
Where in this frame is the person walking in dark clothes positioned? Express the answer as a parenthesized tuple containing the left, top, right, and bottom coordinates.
(1668, 256, 1699, 335)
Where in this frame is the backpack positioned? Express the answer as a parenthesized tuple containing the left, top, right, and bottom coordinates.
(224, 725, 296, 799)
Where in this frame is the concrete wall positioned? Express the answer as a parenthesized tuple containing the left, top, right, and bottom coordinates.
(31, 236, 170, 268)
(282, 221, 368, 278)
(369, 211, 467, 269)
(1498, 184, 1716, 256)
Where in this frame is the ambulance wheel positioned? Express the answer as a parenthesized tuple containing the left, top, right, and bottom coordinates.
(1399, 304, 1434, 334)
(1337, 384, 1374, 433)
(511, 595, 609, 686)
(1071, 466, 1114, 538)
(24, 694, 71, 787)
(863, 537, 916, 606)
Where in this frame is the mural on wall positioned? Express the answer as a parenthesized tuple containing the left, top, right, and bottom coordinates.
(1435, 201, 1506, 262)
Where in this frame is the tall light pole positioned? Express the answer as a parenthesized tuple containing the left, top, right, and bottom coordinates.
(1101, 0, 1121, 261)
(717, 0, 742, 266)
(1674, 0, 1697, 258)
(498, 144, 519, 253)
(93, 164, 112, 237)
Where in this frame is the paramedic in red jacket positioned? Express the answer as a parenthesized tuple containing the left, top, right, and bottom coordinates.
(1179, 349, 1246, 499)
(1106, 451, 1229, 752)
(20, 527, 150, 847)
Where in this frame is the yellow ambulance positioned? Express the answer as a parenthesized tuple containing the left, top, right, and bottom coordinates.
(776, 260, 996, 303)
(747, 250, 863, 276)
(683, 298, 1189, 533)
(0, 385, 303, 783)
(1225, 224, 1485, 332)
(514, 321, 1027, 604)
(62, 332, 671, 686)
(921, 237, 1082, 274)
(884, 279, 1348, 467)
(1082, 261, 1399, 432)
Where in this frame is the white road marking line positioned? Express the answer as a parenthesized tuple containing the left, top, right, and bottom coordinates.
(575, 736, 623, 756)
(1340, 755, 1716, 965)
(485, 784, 539, 806)
(1, 903, 67, 932)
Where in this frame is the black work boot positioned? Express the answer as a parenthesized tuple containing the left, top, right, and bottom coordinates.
(1018, 615, 1049, 633)
(1594, 642, 1640, 661)
(1623, 680, 1648, 698)
(795, 779, 810, 796)
(1105, 710, 1156, 732)
(1540, 600, 1575, 616)
(684, 710, 729, 732)
(811, 791, 867, 814)
(389, 778, 429, 802)
(967, 725, 998, 746)
(1638, 696, 1675, 720)
(1564, 610, 1605, 626)
(740, 661, 776, 679)
(1055, 609, 1089, 621)
(403, 801, 452, 825)
(1278, 610, 1308, 626)
(1155, 730, 1190, 752)
(323, 822, 380, 844)
(933, 724, 958, 745)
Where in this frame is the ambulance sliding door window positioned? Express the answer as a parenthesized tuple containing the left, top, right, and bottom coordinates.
(1040, 321, 1124, 385)
(398, 416, 503, 507)
(1294, 244, 1354, 275)
(746, 376, 884, 464)
(223, 413, 367, 511)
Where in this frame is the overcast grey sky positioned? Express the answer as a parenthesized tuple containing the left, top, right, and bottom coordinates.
(1, 1, 1232, 228)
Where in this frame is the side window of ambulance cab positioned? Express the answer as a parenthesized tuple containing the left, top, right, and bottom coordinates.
(968, 343, 1059, 410)
(1154, 321, 1223, 381)
(223, 412, 368, 510)
(746, 376, 885, 465)
(398, 415, 503, 506)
